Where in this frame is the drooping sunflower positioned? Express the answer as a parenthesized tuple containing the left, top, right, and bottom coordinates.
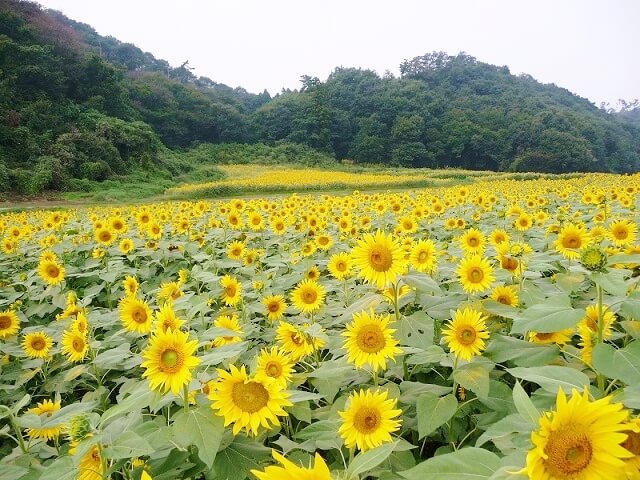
(262, 295, 287, 321)
(119, 296, 153, 334)
(327, 252, 353, 280)
(456, 255, 495, 294)
(159, 281, 183, 303)
(70, 440, 103, 480)
(220, 275, 242, 307)
(122, 275, 139, 297)
(251, 450, 332, 480)
(528, 329, 574, 345)
(209, 364, 291, 436)
(0, 309, 20, 339)
(25, 399, 63, 440)
(351, 230, 407, 288)
(489, 284, 519, 307)
(154, 303, 185, 333)
(71, 311, 89, 336)
(256, 347, 295, 387)
(609, 219, 637, 246)
(442, 307, 490, 362)
(555, 223, 591, 260)
(342, 309, 402, 373)
(409, 239, 437, 273)
(141, 328, 201, 395)
(524, 388, 632, 479)
(212, 314, 243, 347)
(338, 389, 402, 452)
(22, 331, 53, 359)
(460, 227, 485, 255)
(290, 279, 325, 314)
(61, 329, 88, 363)
(38, 259, 65, 285)
(579, 304, 616, 340)
(276, 321, 325, 361)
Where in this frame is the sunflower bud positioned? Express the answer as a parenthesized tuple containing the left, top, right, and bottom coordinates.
(67, 414, 91, 442)
(580, 245, 608, 272)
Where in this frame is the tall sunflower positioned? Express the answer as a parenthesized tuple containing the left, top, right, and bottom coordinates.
(290, 279, 325, 314)
(141, 328, 201, 395)
(460, 228, 485, 255)
(209, 364, 291, 436)
(22, 331, 53, 359)
(456, 255, 495, 294)
(256, 347, 294, 387)
(0, 309, 20, 339)
(25, 399, 63, 441)
(351, 230, 407, 288)
(119, 296, 153, 334)
(212, 314, 243, 347)
(338, 389, 402, 452)
(60, 329, 88, 363)
(525, 388, 632, 479)
(251, 450, 331, 480)
(409, 239, 438, 273)
(342, 310, 402, 373)
(328, 252, 353, 280)
(38, 259, 65, 285)
(262, 295, 287, 321)
(220, 275, 242, 307)
(442, 307, 490, 362)
(555, 224, 591, 260)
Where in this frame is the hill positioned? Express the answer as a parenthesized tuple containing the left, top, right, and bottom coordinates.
(0, 0, 639, 197)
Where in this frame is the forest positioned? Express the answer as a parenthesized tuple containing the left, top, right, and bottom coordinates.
(1, 0, 639, 194)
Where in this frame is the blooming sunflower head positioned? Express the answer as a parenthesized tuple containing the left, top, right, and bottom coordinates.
(119, 296, 153, 334)
(159, 281, 183, 303)
(212, 314, 243, 347)
(220, 275, 242, 307)
(0, 309, 20, 339)
(61, 329, 88, 363)
(409, 239, 437, 273)
(338, 388, 402, 452)
(555, 224, 591, 260)
(256, 347, 294, 387)
(442, 307, 490, 362)
(262, 295, 287, 322)
(290, 279, 325, 314)
(351, 230, 407, 288)
(528, 329, 573, 345)
(276, 321, 325, 361)
(609, 219, 637, 246)
(489, 284, 519, 307)
(328, 252, 353, 280)
(26, 399, 63, 441)
(460, 227, 485, 255)
(22, 331, 53, 359)
(251, 450, 331, 480)
(154, 303, 185, 333)
(122, 275, 139, 297)
(456, 255, 495, 294)
(38, 259, 65, 285)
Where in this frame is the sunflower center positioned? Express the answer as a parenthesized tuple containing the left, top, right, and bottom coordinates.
(132, 307, 148, 324)
(291, 333, 305, 345)
(161, 349, 180, 369)
(496, 295, 511, 305)
(356, 325, 386, 353)
(302, 289, 317, 304)
(265, 361, 282, 378)
(46, 265, 60, 278)
(457, 327, 477, 345)
(369, 247, 393, 272)
(99, 231, 111, 242)
(225, 285, 237, 297)
(563, 235, 580, 249)
(544, 423, 593, 477)
(31, 337, 46, 350)
(72, 338, 85, 352)
(536, 332, 554, 340)
(336, 261, 347, 272)
(467, 267, 484, 283)
(268, 302, 280, 313)
(417, 251, 429, 263)
(468, 237, 479, 247)
(319, 237, 329, 245)
(353, 407, 381, 433)
(231, 381, 269, 413)
(623, 431, 640, 455)
(0, 315, 10, 329)
(614, 228, 628, 240)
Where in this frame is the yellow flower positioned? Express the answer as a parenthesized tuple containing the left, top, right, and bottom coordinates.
(342, 309, 402, 373)
(38, 259, 65, 285)
(351, 230, 407, 288)
(220, 275, 242, 306)
(227, 240, 246, 260)
(442, 307, 490, 362)
(141, 328, 201, 395)
(609, 219, 637, 246)
(315, 233, 334, 251)
(95, 227, 116, 246)
(209, 364, 291, 436)
(276, 321, 325, 361)
(580, 304, 616, 340)
(70, 441, 103, 480)
(262, 295, 287, 321)
(489, 229, 510, 247)
(528, 330, 573, 345)
(555, 223, 591, 260)
(256, 347, 294, 387)
(154, 303, 185, 333)
(26, 399, 63, 440)
(60, 328, 88, 362)
(118, 238, 134, 254)
(622, 418, 640, 478)
(119, 296, 154, 334)
(123, 275, 139, 297)
(456, 255, 495, 294)
(460, 227, 485, 255)
(22, 331, 53, 358)
(524, 388, 632, 479)
(409, 239, 437, 273)
(489, 284, 519, 307)
(0, 309, 20, 339)
(159, 281, 183, 302)
(251, 450, 332, 480)
(328, 252, 353, 280)
(290, 279, 325, 314)
(338, 389, 402, 452)
(212, 314, 243, 347)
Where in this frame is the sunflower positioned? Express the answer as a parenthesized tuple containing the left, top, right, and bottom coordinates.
(118, 238, 134, 254)
(489, 284, 519, 307)
(610, 219, 637, 246)
(528, 329, 574, 345)
(22, 331, 53, 359)
(276, 321, 325, 361)
(315, 233, 334, 251)
(141, 328, 201, 395)
(247, 211, 264, 231)
(71, 311, 89, 336)
(622, 418, 640, 478)
(328, 252, 353, 280)
(579, 304, 616, 340)
(220, 275, 242, 306)
(154, 303, 185, 333)
(514, 213, 533, 231)
(251, 450, 332, 480)
(61, 329, 88, 363)
(38, 259, 65, 285)
(442, 307, 490, 362)
(342, 309, 402, 373)
(409, 239, 437, 273)
(209, 364, 291, 436)
(305, 266, 321, 282)
(227, 240, 246, 260)
(290, 279, 325, 314)
(262, 295, 287, 321)
(456, 255, 495, 294)
(460, 228, 485, 255)
(95, 227, 116, 246)
(338, 389, 402, 452)
(524, 388, 632, 479)
(212, 314, 243, 347)
(25, 399, 63, 440)
(0, 309, 20, 339)
(119, 296, 153, 334)
(555, 224, 591, 260)
(351, 230, 407, 288)
(70, 441, 103, 480)
(123, 275, 139, 297)
(256, 347, 294, 387)
(159, 281, 183, 302)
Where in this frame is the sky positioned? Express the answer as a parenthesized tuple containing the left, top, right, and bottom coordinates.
(35, 0, 640, 107)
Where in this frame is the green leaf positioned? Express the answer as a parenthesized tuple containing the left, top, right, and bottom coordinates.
(0, 465, 28, 480)
(347, 441, 398, 478)
(591, 271, 629, 296)
(485, 335, 558, 367)
(512, 381, 539, 425)
(37, 457, 77, 480)
(416, 393, 457, 439)
(213, 435, 271, 480)
(399, 447, 501, 479)
(454, 364, 490, 400)
(100, 384, 153, 427)
(102, 431, 154, 459)
(402, 273, 442, 295)
(511, 296, 584, 334)
(592, 341, 640, 385)
(172, 406, 225, 469)
(398, 311, 434, 348)
(295, 419, 341, 441)
(475, 413, 534, 450)
(93, 343, 132, 369)
(198, 342, 247, 366)
(507, 366, 590, 393)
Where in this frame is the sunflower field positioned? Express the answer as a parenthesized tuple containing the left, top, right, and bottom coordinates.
(2, 172, 640, 480)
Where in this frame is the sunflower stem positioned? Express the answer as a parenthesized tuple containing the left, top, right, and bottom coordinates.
(8, 412, 27, 453)
(595, 283, 606, 393)
(183, 384, 190, 414)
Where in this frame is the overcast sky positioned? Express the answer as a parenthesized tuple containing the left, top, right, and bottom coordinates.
(35, 0, 639, 106)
